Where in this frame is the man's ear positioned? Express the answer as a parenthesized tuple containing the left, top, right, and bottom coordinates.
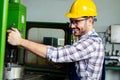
(89, 17, 94, 24)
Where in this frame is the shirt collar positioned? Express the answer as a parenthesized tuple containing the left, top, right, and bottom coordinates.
(78, 29, 97, 39)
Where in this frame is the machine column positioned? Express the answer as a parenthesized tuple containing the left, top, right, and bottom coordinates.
(0, 0, 9, 79)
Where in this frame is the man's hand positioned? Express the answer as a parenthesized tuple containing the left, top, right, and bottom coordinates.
(7, 28, 22, 46)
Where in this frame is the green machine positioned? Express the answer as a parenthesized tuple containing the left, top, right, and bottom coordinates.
(6, 0, 26, 64)
(0, 0, 26, 79)
(7, 0, 26, 38)
(0, 0, 9, 79)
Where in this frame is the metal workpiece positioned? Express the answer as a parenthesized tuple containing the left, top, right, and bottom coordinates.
(4, 63, 24, 80)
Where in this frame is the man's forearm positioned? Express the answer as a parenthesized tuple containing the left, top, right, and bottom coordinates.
(20, 38, 47, 58)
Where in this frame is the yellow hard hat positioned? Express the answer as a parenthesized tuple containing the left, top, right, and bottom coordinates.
(65, 0, 98, 18)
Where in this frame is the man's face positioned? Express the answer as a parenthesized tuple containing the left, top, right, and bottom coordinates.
(70, 17, 92, 36)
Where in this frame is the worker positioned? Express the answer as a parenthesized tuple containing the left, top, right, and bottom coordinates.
(7, 0, 104, 80)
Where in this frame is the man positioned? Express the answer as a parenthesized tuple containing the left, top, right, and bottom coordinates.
(7, 0, 104, 80)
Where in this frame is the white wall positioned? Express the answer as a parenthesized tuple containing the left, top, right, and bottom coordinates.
(21, 0, 120, 32)
(21, 0, 74, 23)
(94, 0, 120, 32)
(21, 0, 120, 80)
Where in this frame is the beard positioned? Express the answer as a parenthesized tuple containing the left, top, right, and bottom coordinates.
(73, 27, 86, 36)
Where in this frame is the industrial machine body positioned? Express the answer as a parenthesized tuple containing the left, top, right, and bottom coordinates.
(0, 0, 26, 79)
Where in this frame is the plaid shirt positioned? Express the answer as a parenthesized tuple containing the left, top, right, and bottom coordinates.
(47, 29, 104, 80)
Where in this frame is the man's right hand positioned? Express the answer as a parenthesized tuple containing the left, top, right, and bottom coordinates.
(7, 28, 22, 46)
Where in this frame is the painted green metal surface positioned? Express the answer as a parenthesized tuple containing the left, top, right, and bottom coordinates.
(7, 3, 26, 38)
(9, 0, 21, 3)
(0, 0, 9, 79)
